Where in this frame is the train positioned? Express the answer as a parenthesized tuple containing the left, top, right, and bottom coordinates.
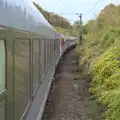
(0, 0, 77, 120)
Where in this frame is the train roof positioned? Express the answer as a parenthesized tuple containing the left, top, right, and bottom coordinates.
(0, 0, 57, 39)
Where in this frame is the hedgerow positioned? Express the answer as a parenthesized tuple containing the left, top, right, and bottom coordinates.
(77, 3, 120, 120)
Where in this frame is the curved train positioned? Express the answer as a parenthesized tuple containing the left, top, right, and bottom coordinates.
(0, 0, 77, 120)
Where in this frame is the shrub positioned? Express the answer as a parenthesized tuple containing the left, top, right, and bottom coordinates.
(77, 3, 120, 120)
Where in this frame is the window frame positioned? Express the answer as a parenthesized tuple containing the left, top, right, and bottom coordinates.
(0, 39, 7, 120)
(0, 39, 7, 97)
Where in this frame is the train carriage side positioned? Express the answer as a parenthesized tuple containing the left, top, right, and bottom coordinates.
(0, 0, 78, 120)
(0, 0, 60, 120)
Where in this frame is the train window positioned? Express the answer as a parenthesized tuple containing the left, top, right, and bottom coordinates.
(14, 40, 30, 120)
(33, 40, 39, 93)
(0, 40, 5, 93)
(40, 40, 45, 79)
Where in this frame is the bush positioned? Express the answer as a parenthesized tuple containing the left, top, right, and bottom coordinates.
(77, 3, 120, 120)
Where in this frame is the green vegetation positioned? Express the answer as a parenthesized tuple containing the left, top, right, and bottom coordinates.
(55, 27, 77, 36)
(76, 3, 120, 120)
(33, 2, 79, 36)
(33, 2, 71, 28)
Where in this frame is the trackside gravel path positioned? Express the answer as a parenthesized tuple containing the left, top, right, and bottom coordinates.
(42, 49, 103, 120)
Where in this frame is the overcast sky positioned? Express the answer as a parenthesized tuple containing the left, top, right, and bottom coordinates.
(32, 0, 120, 24)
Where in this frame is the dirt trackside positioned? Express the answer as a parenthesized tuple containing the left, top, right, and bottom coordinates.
(42, 49, 104, 120)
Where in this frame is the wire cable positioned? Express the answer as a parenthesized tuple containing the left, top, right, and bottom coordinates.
(57, 13, 77, 15)
(59, 0, 72, 10)
(58, 0, 76, 14)
(84, 0, 101, 16)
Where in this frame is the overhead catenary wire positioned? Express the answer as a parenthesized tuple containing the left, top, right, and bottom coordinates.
(58, 0, 102, 17)
(55, 13, 77, 15)
(84, 0, 118, 19)
(84, 0, 101, 16)
(50, 0, 82, 23)
(58, 0, 76, 14)
(58, 0, 83, 25)
(59, 0, 71, 10)
(54, 0, 103, 24)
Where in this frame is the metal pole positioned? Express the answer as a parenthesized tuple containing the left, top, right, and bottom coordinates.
(48, 13, 50, 23)
(79, 13, 82, 45)
(61, 17, 63, 28)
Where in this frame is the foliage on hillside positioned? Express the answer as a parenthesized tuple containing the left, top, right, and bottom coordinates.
(76, 3, 120, 120)
(33, 2, 79, 36)
(55, 27, 77, 36)
(72, 21, 88, 36)
(33, 2, 71, 28)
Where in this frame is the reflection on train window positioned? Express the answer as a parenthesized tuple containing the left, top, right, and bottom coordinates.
(0, 40, 5, 93)
(33, 40, 39, 92)
(14, 40, 30, 120)
(0, 99, 5, 120)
